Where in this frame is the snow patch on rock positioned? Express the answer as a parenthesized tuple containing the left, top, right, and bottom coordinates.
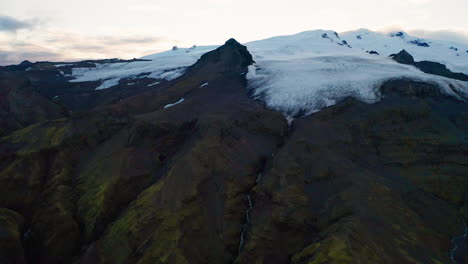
(163, 98, 185, 109)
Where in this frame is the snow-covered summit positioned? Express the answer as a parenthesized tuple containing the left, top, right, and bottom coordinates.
(341, 29, 468, 74)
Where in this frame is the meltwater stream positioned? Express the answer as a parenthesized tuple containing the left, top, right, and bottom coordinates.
(236, 130, 290, 258)
(450, 220, 468, 264)
(238, 195, 253, 254)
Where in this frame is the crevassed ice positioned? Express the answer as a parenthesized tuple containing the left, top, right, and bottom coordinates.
(340, 29, 468, 74)
(245, 30, 468, 117)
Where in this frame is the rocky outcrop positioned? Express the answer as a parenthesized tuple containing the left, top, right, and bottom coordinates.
(390, 49, 414, 65)
(0, 72, 68, 137)
(391, 49, 468, 81)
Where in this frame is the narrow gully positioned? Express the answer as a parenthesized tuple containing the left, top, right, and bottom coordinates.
(235, 117, 293, 259)
(238, 194, 253, 254)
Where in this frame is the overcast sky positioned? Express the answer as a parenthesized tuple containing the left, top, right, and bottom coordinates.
(1, 0, 467, 65)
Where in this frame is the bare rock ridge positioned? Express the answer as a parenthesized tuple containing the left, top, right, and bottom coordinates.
(391, 49, 468, 82)
(191, 38, 254, 72)
(0, 38, 467, 264)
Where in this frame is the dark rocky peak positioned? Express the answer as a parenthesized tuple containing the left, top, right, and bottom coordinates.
(333, 31, 340, 39)
(20, 60, 32, 66)
(321, 33, 335, 42)
(409, 39, 430, 47)
(390, 49, 414, 64)
(336, 40, 351, 48)
(366, 50, 379, 55)
(389, 31, 406, 38)
(224, 38, 241, 46)
(191, 38, 254, 73)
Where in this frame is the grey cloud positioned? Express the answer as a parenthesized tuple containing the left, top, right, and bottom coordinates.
(0, 15, 33, 32)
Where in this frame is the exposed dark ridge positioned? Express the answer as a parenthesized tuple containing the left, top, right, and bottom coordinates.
(188, 38, 254, 74)
(390, 49, 468, 81)
(390, 49, 414, 64)
(414, 61, 468, 81)
(409, 39, 430, 47)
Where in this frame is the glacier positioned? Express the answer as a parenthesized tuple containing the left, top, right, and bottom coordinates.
(62, 29, 468, 117)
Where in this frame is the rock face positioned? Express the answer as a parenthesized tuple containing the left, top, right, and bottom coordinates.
(0, 72, 68, 137)
(236, 80, 468, 264)
(390, 49, 415, 64)
(391, 49, 468, 81)
(0, 39, 467, 264)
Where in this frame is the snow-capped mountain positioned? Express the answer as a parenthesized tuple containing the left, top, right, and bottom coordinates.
(63, 29, 468, 117)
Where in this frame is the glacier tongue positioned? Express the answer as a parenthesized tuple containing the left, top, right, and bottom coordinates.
(244, 30, 468, 117)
